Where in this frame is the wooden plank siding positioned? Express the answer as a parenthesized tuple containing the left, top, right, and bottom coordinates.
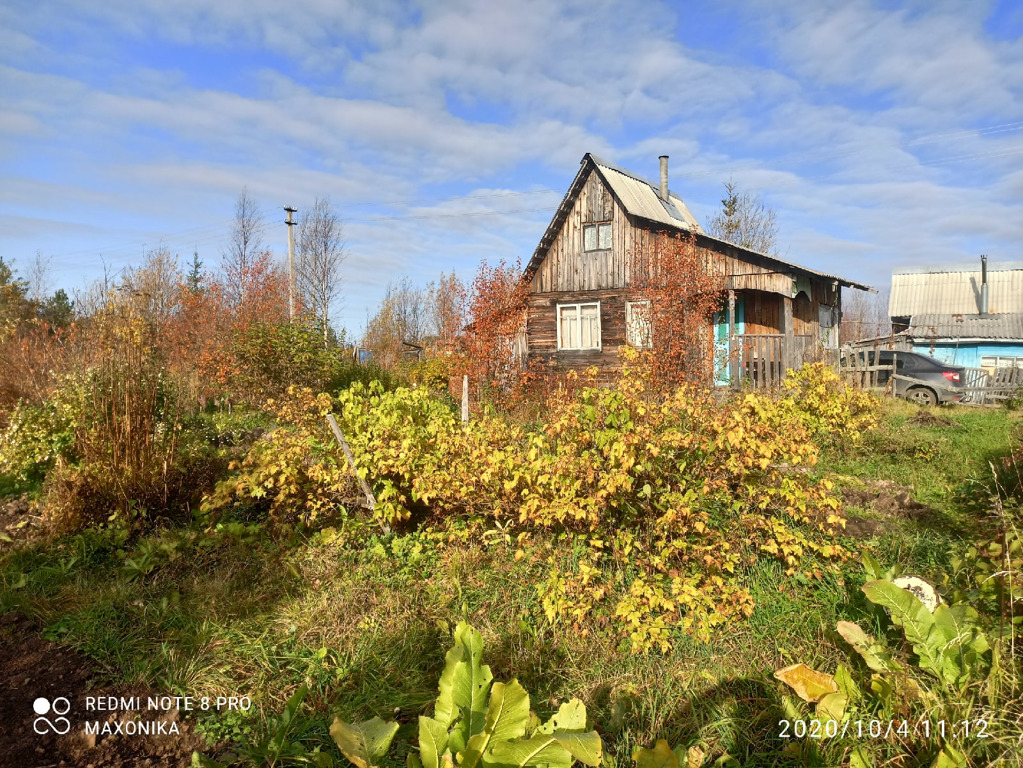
(526, 290, 629, 373)
(525, 165, 841, 375)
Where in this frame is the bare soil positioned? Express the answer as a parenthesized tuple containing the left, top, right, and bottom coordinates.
(0, 611, 210, 768)
(0, 493, 46, 546)
(908, 411, 957, 428)
(841, 479, 940, 538)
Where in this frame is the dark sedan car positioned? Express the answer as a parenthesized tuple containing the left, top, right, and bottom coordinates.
(842, 350, 965, 406)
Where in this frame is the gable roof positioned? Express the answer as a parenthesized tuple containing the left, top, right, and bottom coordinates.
(889, 263, 1023, 317)
(526, 153, 871, 291)
(907, 312, 1023, 341)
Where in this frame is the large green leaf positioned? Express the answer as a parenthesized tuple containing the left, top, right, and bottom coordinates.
(536, 700, 587, 734)
(485, 735, 574, 768)
(191, 753, 228, 768)
(534, 700, 601, 767)
(860, 551, 884, 581)
(419, 717, 451, 768)
(330, 716, 400, 768)
(861, 581, 935, 658)
(445, 623, 495, 754)
(549, 732, 601, 767)
(460, 680, 530, 768)
(434, 629, 467, 728)
(848, 746, 874, 768)
(930, 745, 967, 768)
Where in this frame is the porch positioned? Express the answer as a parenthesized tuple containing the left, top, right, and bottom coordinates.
(714, 287, 835, 389)
(718, 333, 818, 389)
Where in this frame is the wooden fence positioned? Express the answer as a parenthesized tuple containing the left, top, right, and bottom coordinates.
(733, 334, 816, 390)
(838, 350, 1023, 405)
(838, 352, 895, 391)
(958, 366, 1023, 405)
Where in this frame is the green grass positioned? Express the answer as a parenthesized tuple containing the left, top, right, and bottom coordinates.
(1, 399, 1021, 768)
(821, 399, 1020, 514)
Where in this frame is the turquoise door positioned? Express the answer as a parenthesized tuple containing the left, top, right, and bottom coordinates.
(714, 296, 744, 386)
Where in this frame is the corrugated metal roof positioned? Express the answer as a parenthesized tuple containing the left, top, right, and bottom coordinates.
(907, 313, 1023, 341)
(525, 153, 872, 291)
(589, 156, 704, 232)
(889, 267, 1023, 316)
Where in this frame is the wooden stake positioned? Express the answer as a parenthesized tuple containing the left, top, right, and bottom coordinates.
(325, 414, 388, 534)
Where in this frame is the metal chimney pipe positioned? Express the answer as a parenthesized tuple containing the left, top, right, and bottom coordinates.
(659, 155, 669, 202)
(980, 254, 989, 315)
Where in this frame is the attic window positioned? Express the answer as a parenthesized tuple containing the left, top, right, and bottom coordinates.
(583, 222, 611, 251)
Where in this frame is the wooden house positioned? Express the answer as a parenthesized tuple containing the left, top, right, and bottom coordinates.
(523, 153, 871, 385)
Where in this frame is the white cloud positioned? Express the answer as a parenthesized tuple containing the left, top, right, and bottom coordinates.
(2, 0, 1022, 332)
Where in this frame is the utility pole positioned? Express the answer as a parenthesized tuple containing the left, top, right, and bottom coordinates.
(284, 206, 298, 321)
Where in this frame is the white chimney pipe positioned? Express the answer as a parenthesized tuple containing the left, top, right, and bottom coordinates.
(659, 155, 669, 202)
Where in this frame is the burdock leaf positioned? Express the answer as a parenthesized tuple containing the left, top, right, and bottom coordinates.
(485, 735, 574, 768)
(773, 663, 838, 703)
(446, 623, 494, 753)
(418, 717, 450, 768)
(460, 680, 530, 768)
(633, 739, 678, 768)
(330, 716, 400, 768)
(836, 621, 901, 675)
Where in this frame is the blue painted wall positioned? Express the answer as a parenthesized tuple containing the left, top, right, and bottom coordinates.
(910, 342, 1023, 368)
(714, 297, 745, 385)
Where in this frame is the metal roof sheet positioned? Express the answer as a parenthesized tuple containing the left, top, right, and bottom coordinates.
(907, 313, 1023, 341)
(889, 267, 1023, 316)
(589, 156, 704, 232)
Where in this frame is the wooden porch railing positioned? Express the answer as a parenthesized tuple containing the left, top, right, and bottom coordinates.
(734, 334, 815, 389)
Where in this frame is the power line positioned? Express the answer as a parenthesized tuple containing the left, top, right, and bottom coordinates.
(41, 190, 563, 261)
(906, 120, 1023, 146)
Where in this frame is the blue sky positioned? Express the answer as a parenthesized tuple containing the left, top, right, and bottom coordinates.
(2, 0, 1022, 336)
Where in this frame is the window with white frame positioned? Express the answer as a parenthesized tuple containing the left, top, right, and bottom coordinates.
(626, 300, 652, 348)
(583, 222, 611, 251)
(558, 302, 601, 350)
(980, 355, 1023, 369)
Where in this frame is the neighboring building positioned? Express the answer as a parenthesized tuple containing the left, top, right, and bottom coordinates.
(889, 259, 1023, 370)
(522, 153, 870, 385)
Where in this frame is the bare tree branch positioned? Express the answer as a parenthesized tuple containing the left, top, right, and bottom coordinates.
(297, 196, 346, 342)
(706, 179, 778, 255)
(222, 188, 264, 307)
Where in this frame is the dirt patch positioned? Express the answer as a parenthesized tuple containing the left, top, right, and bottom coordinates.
(0, 494, 46, 546)
(909, 411, 956, 428)
(0, 611, 210, 768)
(841, 479, 939, 539)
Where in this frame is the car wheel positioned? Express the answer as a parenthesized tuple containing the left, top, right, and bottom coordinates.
(906, 386, 937, 406)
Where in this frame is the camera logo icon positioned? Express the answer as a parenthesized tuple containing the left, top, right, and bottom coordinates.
(33, 696, 71, 735)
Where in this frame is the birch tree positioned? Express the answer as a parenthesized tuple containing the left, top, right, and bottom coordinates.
(707, 180, 778, 255)
(222, 188, 264, 307)
(297, 196, 346, 342)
